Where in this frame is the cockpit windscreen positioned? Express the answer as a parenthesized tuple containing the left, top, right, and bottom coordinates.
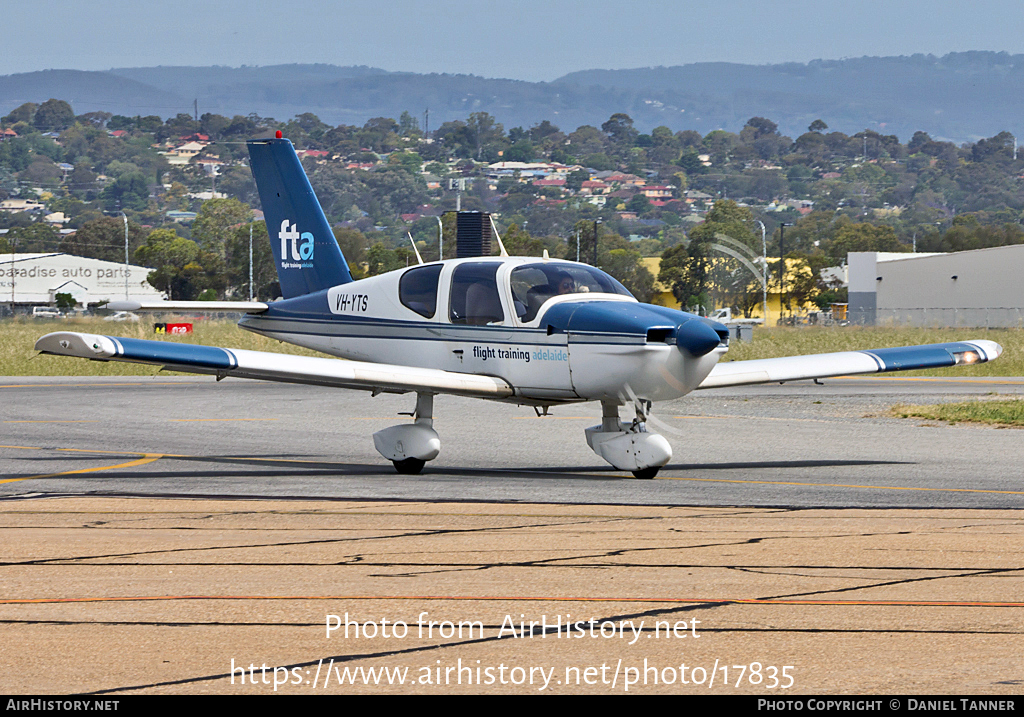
(510, 263, 633, 322)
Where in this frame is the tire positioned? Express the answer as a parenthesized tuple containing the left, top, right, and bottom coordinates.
(393, 458, 426, 475)
(631, 467, 659, 480)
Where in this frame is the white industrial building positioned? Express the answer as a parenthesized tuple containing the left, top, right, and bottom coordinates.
(1, 253, 165, 313)
(848, 245, 1024, 327)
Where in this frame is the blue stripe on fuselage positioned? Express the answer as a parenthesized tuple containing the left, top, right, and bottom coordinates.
(243, 296, 727, 347)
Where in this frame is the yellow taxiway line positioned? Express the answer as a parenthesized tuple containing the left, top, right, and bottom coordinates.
(0, 382, 206, 389)
(2, 442, 1024, 496)
(0, 453, 163, 485)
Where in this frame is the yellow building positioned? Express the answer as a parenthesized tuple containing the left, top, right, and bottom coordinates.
(641, 256, 820, 320)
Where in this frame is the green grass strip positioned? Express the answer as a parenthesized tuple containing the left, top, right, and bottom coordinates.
(891, 399, 1024, 426)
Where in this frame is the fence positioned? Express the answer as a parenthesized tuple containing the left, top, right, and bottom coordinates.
(850, 307, 1024, 328)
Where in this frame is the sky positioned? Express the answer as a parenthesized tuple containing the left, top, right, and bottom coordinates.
(6, 0, 1024, 80)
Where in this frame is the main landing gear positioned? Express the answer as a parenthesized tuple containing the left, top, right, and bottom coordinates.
(585, 400, 672, 479)
(372, 392, 440, 475)
(374, 394, 671, 480)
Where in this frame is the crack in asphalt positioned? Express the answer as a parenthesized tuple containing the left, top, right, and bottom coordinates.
(0, 516, 631, 566)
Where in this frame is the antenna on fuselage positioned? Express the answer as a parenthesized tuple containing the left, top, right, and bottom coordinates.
(488, 215, 509, 257)
(407, 232, 424, 264)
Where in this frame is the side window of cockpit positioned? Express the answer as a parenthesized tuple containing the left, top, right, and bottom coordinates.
(449, 263, 505, 325)
(399, 264, 443, 318)
(510, 266, 552, 323)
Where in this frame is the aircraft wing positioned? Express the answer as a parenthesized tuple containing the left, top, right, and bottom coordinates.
(697, 339, 1002, 389)
(105, 300, 269, 313)
(34, 332, 513, 399)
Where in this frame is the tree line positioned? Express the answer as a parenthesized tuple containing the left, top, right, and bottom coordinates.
(5, 98, 1024, 313)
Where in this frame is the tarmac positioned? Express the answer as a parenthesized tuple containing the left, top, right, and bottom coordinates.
(1, 376, 1023, 694)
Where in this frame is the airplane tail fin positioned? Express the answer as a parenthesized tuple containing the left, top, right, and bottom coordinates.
(247, 137, 353, 298)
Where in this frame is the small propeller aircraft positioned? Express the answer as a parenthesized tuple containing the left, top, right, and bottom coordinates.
(36, 135, 1002, 479)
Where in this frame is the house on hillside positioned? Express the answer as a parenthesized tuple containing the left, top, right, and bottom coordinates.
(642, 185, 674, 199)
(296, 149, 330, 162)
(579, 180, 609, 195)
(604, 172, 646, 186)
(0, 198, 44, 213)
(163, 141, 208, 166)
(533, 178, 565, 188)
(195, 157, 225, 175)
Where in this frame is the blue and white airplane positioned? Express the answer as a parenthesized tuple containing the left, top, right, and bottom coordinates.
(36, 137, 1002, 479)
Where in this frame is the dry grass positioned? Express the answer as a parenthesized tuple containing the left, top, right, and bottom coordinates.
(2, 318, 1020, 378)
(0, 316, 321, 376)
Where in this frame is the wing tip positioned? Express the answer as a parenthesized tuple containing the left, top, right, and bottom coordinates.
(967, 339, 1003, 361)
(34, 332, 117, 358)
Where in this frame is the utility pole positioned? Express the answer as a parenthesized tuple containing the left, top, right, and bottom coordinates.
(248, 222, 254, 301)
(593, 219, 600, 267)
(435, 215, 443, 261)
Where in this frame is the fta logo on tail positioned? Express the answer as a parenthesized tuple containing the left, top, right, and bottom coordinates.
(278, 220, 314, 267)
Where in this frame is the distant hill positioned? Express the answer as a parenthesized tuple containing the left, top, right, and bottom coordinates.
(555, 52, 1024, 142)
(3, 53, 1024, 143)
(0, 69, 182, 116)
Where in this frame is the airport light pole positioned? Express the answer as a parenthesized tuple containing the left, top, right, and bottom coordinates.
(435, 216, 443, 261)
(9, 235, 16, 311)
(120, 211, 129, 300)
(755, 219, 768, 324)
(779, 223, 792, 320)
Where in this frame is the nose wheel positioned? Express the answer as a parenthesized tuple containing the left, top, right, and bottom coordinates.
(393, 458, 426, 475)
(631, 466, 660, 480)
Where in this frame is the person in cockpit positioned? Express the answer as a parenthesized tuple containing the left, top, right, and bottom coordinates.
(554, 271, 576, 295)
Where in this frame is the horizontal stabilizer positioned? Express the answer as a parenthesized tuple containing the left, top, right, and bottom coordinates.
(698, 340, 1002, 389)
(106, 301, 269, 313)
(35, 332, 513, 399)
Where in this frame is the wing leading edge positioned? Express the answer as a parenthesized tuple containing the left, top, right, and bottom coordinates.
(34, 332, 513, 399)
(698, 340, 1002, 389)
(105, 300, 269, 313)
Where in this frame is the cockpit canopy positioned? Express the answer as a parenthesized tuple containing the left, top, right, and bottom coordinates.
(510, 263, 632, 322)
(398, 260, 634, 326)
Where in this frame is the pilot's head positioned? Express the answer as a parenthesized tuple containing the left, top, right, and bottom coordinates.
(554, 271, 575, 295)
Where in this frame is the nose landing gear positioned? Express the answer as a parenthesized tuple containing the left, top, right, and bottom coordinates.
(585, 400, 671, 479)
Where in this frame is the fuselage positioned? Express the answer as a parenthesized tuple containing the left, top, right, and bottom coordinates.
(238, 256, 728, 405)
